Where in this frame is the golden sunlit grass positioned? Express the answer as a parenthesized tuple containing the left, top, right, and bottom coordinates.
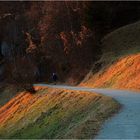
(0, 86, 119, 139)
(81, 20, 140, 91)
(81, 53, 140, 91)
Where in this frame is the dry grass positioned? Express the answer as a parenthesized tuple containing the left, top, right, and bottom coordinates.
(102, 20, 140, 59)
(0, 86, 119, 139)
(81, 21, 140, 91)
(0, 85, 21, 107)
(81, 52, 140, 91)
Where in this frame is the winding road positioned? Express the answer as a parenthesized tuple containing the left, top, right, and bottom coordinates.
(35, 84, 140, 139)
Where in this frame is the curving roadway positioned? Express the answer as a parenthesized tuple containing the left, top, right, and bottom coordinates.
(34, 84, 140, 139)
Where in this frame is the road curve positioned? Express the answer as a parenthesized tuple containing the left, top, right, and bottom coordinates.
(34, 84, 140, 139)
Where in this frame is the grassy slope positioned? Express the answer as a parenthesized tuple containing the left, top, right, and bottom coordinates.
(81, 21, 140, 91)
(0, 85, 21, 107)
(0, 86, 119, 139)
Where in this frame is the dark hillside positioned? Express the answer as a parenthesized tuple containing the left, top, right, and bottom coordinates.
(0, 2, 140, 85)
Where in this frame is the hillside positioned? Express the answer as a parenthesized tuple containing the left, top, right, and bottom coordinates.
(0, 84, 22, 107)
(81, 21, 140, 91)
(0, 1, 140, 138)
(0, 2, 140, 86)
(0, 86, 119, 139)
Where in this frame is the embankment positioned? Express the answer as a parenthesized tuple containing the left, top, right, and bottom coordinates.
(0, 86, 119, 139)
(81, 21, 140, 91)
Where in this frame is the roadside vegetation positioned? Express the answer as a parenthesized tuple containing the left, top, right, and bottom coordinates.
(0, 86, 120, 139)
(0, 1, 139, 139)
(81, 21, 140, 91)
(0, 84, 22, 107)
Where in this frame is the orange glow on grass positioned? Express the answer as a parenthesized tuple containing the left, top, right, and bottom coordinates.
(82, 53, 140, 90)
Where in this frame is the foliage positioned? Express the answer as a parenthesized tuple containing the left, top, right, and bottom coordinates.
(0, 87, 120, 139)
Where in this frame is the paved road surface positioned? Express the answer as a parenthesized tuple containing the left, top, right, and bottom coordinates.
(35, 84, 140, 139)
